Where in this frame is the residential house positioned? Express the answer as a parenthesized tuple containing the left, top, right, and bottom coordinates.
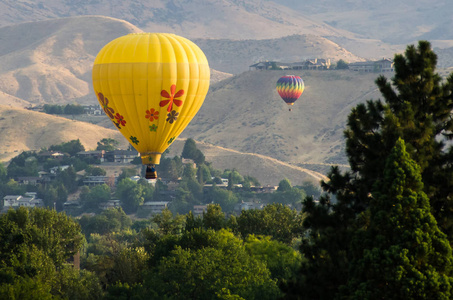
(83, 105, 103, 115)
(250, 185, 278, 193)
(99, 200, 122, 210)
(82, 175, 111, 186)
(291, 58, 331, 70)
(38, 151, 66, 160)
(233, 201, 264, 214)
(104, 150, 139, 163)
(249, 61, 291, 71)
(76, 150, 105, 162)
(2, 193, 44, 212)
(16, 176, 42, 185)
(141, 201, 170, 215)
(193, 205, 208, 216)
(348, 58, 394, 72)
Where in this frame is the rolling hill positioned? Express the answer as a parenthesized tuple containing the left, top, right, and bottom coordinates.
(180, 69, 383, 167)
(0, 105, 326, 186)
(0, 105, 129, 162)
(0, 0, 354, 40)
(0, 16, 365, 108)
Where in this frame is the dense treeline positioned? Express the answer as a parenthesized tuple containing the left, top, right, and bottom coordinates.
(0, 137, 316, 217)
(0, 204, 304, 299)
(283, 41, 453, 299)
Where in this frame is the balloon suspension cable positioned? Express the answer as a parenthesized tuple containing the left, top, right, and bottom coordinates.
(145, 164, 157, 179)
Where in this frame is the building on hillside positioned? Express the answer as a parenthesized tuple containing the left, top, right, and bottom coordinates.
(249, 61, 292, 71)
(2, 193, 44, 212)
(76, 150, 105, 162)
(38, 151, 67, 160)
(141, 201, 170, 215)
(348, 58, 394, 72)
(193, 205, 208, 216)
(82, 175, 112, 186)
(104, 150, 139, 163)
(291, 58, 331, 70)
(16, 176, 42, 185)
(99, 200, 122, 210)
(249, 58, 331, 71)
(83, 105, 103, 115)
(233, 201, 264, 214)
(250, 185, 278, 193)
(49, 165, 71, 174)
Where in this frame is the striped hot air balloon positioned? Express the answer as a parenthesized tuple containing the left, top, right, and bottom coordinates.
(276, 75, 304, 111)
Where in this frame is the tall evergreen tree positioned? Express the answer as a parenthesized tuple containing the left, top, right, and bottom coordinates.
(284, 41, 453, 299)
(340, 139, 453, 299)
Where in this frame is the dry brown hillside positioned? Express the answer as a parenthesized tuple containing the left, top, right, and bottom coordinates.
(0, 16, 143, 107)
(181, 69, 383, 166)
(0, 0, 355, 41)
(194, 35, 364, 74)
(0, 105, 326, 186)
(0, 16, 365, 109)
(0, 105, 129, 162)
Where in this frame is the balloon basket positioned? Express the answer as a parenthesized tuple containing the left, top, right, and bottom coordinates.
(145, 165, 157, 179)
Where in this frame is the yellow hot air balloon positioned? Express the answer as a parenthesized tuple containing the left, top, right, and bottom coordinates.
(92, 33, 210, 179)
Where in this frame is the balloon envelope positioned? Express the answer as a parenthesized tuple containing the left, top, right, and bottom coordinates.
(92, 33, 210, 166)
(276, 75, 304, 106)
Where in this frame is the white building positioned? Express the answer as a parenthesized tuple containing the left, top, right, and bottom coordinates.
(3, 194, 44, 211)
(142, 201, 170, 215)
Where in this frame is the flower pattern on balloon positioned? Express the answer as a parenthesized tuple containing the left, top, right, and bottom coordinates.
(115, 113, 126, 127)
(149, 124, 158, 132)
(145, 108, 159, 122)
(160, 84, 184, 112)
(97, 92, 115, 119)
(166, 110, 179, 124)
(168, 137, 175, 144)
(130, 136, 139, 145)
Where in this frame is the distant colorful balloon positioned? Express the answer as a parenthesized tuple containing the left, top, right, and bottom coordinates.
(276, 75, 304, 111)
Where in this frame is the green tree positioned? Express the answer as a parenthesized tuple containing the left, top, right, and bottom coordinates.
(152, 208, 186, 236)
(288, 41, 453, 299)
(116, 179, 144, 214)
(237, 204, 304, 245)
(49, 139, 85, 156)
(157, 156, 182, 180)
(202, 204, 226, 230)
(79, 184, 111, 211)
(63, 104, 85, 115)
(146, 229, 281, 299)
(51, 266, 103, 300)
(96, 138, 119, 151)
(85, 165, 107, 176)
(0, 207, 84, 268)
(181, 138, 198, 159)
(206, 186, 239, 212)
(335, 59, 349, 69)
(117, 167, 138, 182)
(55, 166, 78, 193)
(340, 139, 453, 299)
(277, 178, 292, 192)
(0, 162, 7, 183)
(245, 235, 303, 286)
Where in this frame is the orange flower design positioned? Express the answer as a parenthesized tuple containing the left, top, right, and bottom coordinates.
(160, 84, 184, 112)
(115, 113, 126, 127)
(145, 108, 159, 121)
(97, 92, 115, 119)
